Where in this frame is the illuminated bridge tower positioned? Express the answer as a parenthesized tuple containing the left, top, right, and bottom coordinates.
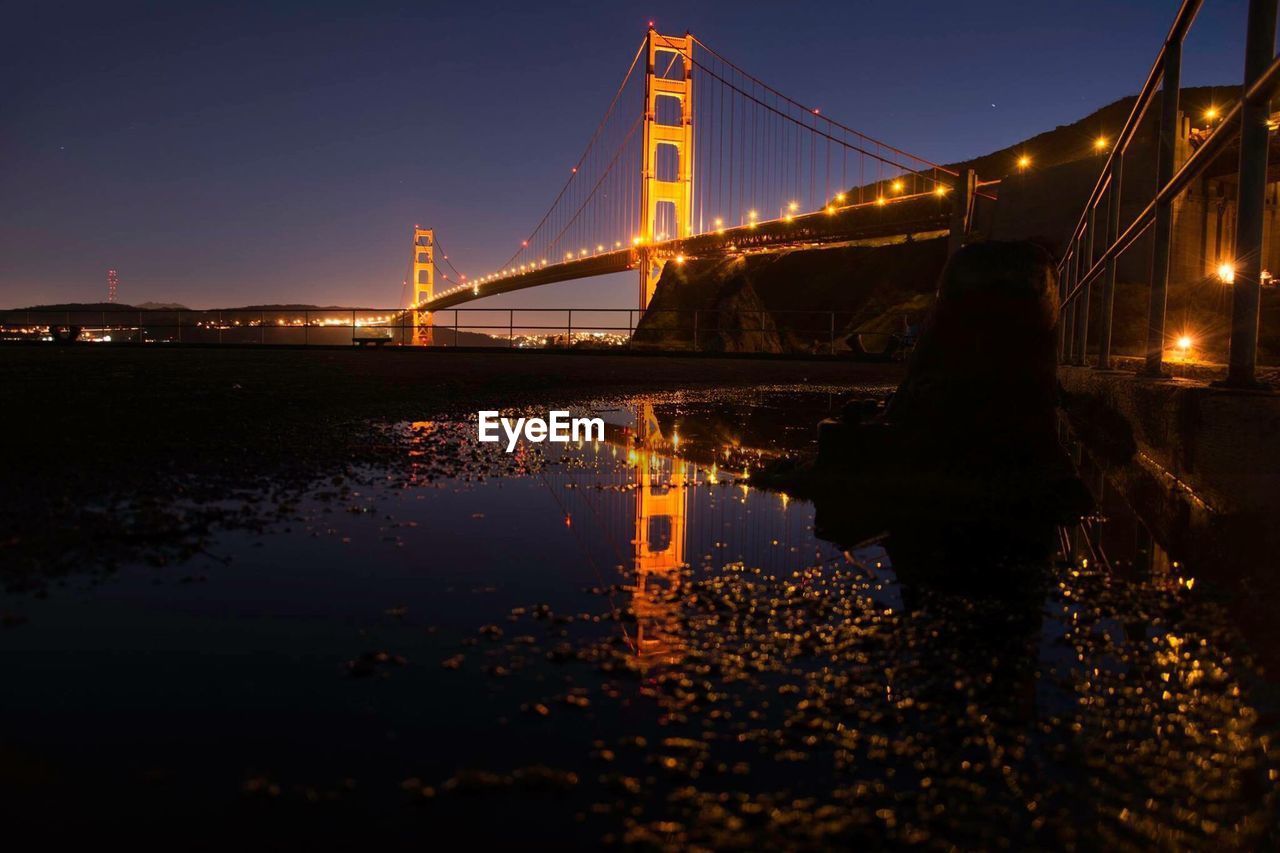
(639, 28, 694, 310)
(411, 226, 435, 345)
(631, 404, 688, 666)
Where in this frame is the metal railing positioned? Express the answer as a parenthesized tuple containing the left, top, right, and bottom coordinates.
(0, 307, 907, 357)
(1057, 0, 1279, 386)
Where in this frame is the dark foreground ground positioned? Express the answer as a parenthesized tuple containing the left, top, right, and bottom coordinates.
(0, 345, 899, 582)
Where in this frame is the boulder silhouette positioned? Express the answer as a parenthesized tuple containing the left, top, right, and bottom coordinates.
(762, 240, 1088, 520)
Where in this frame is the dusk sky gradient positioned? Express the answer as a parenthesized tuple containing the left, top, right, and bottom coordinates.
(1, 0, 1252, 309)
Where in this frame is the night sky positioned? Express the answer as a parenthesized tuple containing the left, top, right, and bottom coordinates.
(1, 0, 1250, 309)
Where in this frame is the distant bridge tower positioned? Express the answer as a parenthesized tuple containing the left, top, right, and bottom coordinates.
(107, 269, 119, 303)
(411, 227, 434, 345)
(639, 28, 694, 310)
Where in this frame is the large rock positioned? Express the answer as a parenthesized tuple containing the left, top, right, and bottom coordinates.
(762, 240, 1087, 520)
(880, 240, 1061, 468)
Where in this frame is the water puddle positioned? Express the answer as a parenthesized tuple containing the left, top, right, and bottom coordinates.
(1, 387, 1275, 847)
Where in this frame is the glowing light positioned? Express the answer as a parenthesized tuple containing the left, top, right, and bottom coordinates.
(890, 180, 903, 193)
(1017, 155, 1031, 171)
(1204, 106, 1219, 121)
(714, 217, 723, 227)
(835, 193, 846, 203)
(579, 248, 587, 257)
(565, 252, 573, 260)
(1176, 335, 1193, 352)
(596, 244, 604, 252)
(632, 236, 643, 245)
(825, 205, 835, 214)
(1217, 262, 1235, 284)
(787, 201, 799, 212)
(876, 197, 886, 206)
(934, 185, 948, 196)
(748, 209, 758, 219)
(1094, 136, 1108, 151)
(675, 254, 685, 264)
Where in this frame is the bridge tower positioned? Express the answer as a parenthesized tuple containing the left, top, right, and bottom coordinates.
(638, 28, 694, 310)
(411, 226, 435, 345)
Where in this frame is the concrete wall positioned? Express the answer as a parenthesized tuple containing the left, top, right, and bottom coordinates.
(1059, 365, 1280, 517)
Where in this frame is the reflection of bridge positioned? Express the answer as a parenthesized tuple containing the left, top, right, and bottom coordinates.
(401, 28, 976, 344)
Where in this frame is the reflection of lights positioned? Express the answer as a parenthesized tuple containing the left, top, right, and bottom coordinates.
(1217, 262, 1235, 284)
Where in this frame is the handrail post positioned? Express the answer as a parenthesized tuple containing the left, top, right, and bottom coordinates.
(1073, 212, 1096, 365)
(1097, 156, 1124, 369)
(1142, 39, 1182, 377)
(1225, 0, 1279, 387)
(1058, 247, 1074, 362)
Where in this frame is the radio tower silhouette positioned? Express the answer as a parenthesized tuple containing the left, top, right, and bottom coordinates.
(107, 269, 119, 303)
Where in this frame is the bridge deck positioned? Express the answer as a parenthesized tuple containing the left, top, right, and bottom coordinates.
(420, 192, 953, 312)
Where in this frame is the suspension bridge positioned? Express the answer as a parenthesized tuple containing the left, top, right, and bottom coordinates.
(401, 27, 978, 345)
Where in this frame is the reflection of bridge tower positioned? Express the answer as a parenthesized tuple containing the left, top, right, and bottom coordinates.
(639, 28, 694, 310)
(411, 227, 435, 345)
(632, 404, 689, 666)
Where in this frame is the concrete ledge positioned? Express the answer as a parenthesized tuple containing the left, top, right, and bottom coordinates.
(1058, 365, 1280, 515)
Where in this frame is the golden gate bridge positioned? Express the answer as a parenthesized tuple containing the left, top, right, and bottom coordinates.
(401, 27, 981, 344)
